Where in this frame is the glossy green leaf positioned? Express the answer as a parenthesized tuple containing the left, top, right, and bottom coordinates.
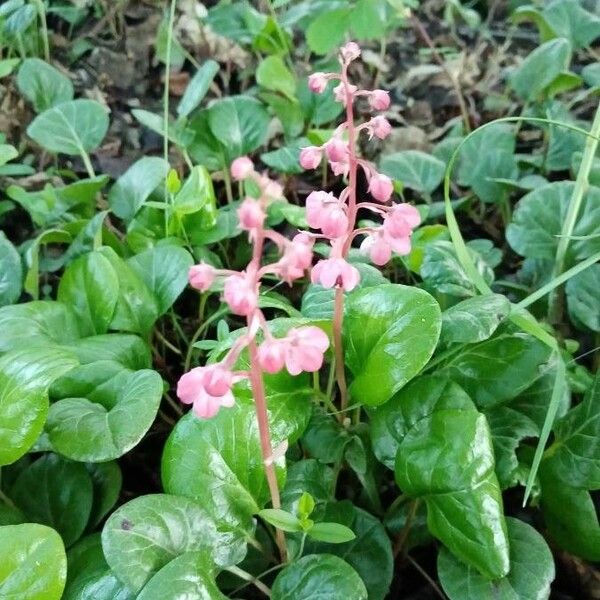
(306, 9, 352, 55)
(344, 284, 441, 406)
(64, 333, 151, 370)
(301, 407, 352, 464)
(108, 157, 169, 221)
(440, 294, 511, 345)
(272, 554, 367, 600)
(0, 232, 22, 307)
(127, 244, 193, 315)
(137, 552, 226, 600)
(9, 454, 93, 547)
(438, 517, 554, 599)
(85, 462, 122, 529)
(57, 251, 119, 336)
(17, 58, 74, 113)
(370, 376, 473, 469)
(438, 331, 552, 409)
(102, 493, 246, 593)
(259, 509, 302, 532)
(308, 522, 356, 543)
(544, 372, 600, 489)
(393, 387, 509, 578)
(507, 182, 600, 267)
(510, 38, 572, 101)
(177, 59, 219, 118)
(207, 96, 269, 161)
(257, 55, 296, 100)
(566, 263, 600, 331)
(0, 523, 67, 600)
(281, 459, 334, 512)
(63, 534, 132, 600)
(173, 166, 217, 221)
(46, 364, 162, 462)
(27, 100, 109, 155)
(380, 151, 445, 194)
(0, 346, 78, 465)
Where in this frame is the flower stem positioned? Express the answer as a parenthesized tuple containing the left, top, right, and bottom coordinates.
(333, 286, 347, 420)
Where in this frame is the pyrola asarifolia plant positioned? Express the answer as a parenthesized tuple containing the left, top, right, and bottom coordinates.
(299, 42, 421, 412)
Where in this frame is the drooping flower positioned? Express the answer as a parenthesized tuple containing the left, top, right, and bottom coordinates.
(189, 263, 215, 292)
(334, 82, 358, 106)
(360, 233, 392, 266)
(305, 191, 348, 238)
(299, 146, 323, 170)
(308, 72, 328, 93)
(177, 364, 236, 419)
(340, 41, 361, 63)
(223, 273, 258, 316)
(368, 116, 392, 140)
(284, 326, 330, 375)
(311, 257, 360, 291)
(325, 138, 348, 163)
(369, 173, 394, 202)
(257, 338, 287, 374)
(277, 233, 314, 283)
(231, 156, 254, 181)
(238, 198, 265, 232)
(368, 89, 391, 111)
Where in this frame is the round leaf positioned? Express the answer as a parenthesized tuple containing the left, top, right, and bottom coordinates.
(380, 150, 446, 194)
(17, 58, 74, 113)
(101, 493, 247, 593)
(344, 284, 441, 406)
(438, 517, 554, 599)
(0, 523, 67, 600)
(272, 554, 367, 600)
(85, 462, 122, 530)
(566, 263, 600, 331)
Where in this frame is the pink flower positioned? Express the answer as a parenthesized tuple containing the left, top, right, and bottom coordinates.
(231, 156, 254, 181)
(308, 72, 328, 94)
(369, 173, 394, 202)
(284, 326, 330, 375)
(325, 138, 348, 163)
(223, 273, 258, 316)
(177, 364, 236, 419)
(368, 116, 392, 140)
(277, 233, 314, 283)
(311, 258, 360, 291)
(330, 159, 350, 178)
(369, 90, 391, 111)
(384, 203, 421, 238)
(189, 263, 215, 292)
(361, 234, 392, 266)
(263, 178, 283, 199)
(299, 146, 323, 170)
(257, 338, 286, 374)
(340, 42, 361, 63)
(320, 205, 348, 238)
(306, 191, 335, 228)
(334, 82, 358, 106)
(237, 198, 265, 231)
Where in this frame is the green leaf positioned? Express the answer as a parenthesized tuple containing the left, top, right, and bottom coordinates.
(259, 509, 303, 532)
(127, 244, 193, 315)
(297, 79, 343, 127)
(137, 552, 226, 600)
(380, 151, 445, 195)
(85, 462, 122, 530)
(207, 96, 269, 161)
(350, 0, 387, 39)
(27, 100, 109, 155)
(507, 182, 600, 267)
(0, 232, 22, 306)
(9, 454, 93, 547)
(272, 554, 367, 600)
(370, 376, 474, 469)
(257, 56, 297, 101)
(177, 59, 219, 118)
(306, 9, 352, 55)
(17, 58, 74, 113)
(101, 493, 246, 594)
(438, 331, 552, 409)
(64, 333, 151, 370)
(542, 0, 600, 50)
(0, 58, 20, 79)
(57, 251, 119, 336)
(0, 523, 67, 600)
(566, 263, 600, 331)
(108, 157, 170, 221)
(309, 522, 356, 543)
(0, 346, 78, 465)
(185, 110, 223, 171)
(304, 504, 393, 600)
(261, 139, 307, 175)
(437, 517, 554, 599)
(344, 284, 441, 406)
(46, 365, 163, 462)
(281, 459, 334, 512)
(540, 462, 600, 561)
(544, 372, 600, 489)
(440, 294, 511, 345)
(3, 4, 35, 34)
(173, 166, 217, 221)
(63, 534, 132, 600)
(510, 38, 572, 101)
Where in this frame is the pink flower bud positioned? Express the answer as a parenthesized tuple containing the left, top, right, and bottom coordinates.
(334, 82, 358, 106)
(284, 326, 330, 375)
(276, 233, 315, 283)
(189, 263, 215, 292)
(177, 364, 236, 419)
(384, 203, 421, 238)
(299, 146, 323, 170)
(320, 205, 348, 238)
(340, 42, 361, 63)
(237, 198, 265, 231)
(257, 339, 286, 374)
(325, 138, 348, 163)
(360, 234, 392, 266)
(203, 365, 233, 397)
(369, 90, 391, 111)
(230, 156, 254, 181)
(369, 116, 392, 140)
(308, 72, 328, 94)
(223, 273, 258, 316)
(311, 258, 360, 291)
(369, 173, 394, 202)
(305, 190, 335, 229)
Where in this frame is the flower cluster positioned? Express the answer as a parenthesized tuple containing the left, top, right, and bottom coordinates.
(299, 42, 421, 290)
(179, 159, 329, 419)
